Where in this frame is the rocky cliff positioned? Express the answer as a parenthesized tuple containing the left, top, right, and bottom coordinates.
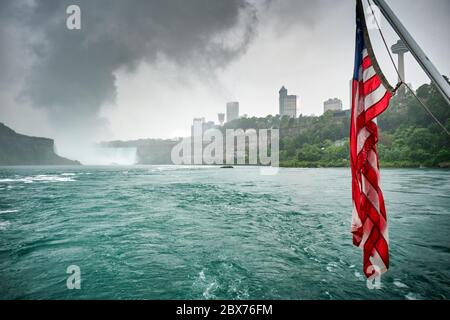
(0, 123, 80, 165)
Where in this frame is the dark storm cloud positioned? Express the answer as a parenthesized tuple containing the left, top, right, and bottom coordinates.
(0, 0, 329, 134)
(1, 0, 259, 125)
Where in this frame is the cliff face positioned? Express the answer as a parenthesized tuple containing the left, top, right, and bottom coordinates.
(0, 123, 80, 165)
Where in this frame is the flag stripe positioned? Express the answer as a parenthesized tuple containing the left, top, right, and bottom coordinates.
(363, 75, 381, 96)
(364, 84, 387, 110)
(362, 56, 372, 70)
(363, 66, 376, 82)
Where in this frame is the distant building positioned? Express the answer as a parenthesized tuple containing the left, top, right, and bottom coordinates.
(218, 113, 225, 126)
(204, 121, 215, 131)
(191, 118, 216, 138)
(279, 86, 297, 118)
(226, 102, 239, 122)
(324, 98, 343, 113)
(191, 118, 204, 138)
(332, 109, 350, 119)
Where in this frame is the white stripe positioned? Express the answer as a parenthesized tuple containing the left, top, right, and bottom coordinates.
(364, 84, 387, 110)
(357, 127, 371, 154)
(359, 218, 373, 248)
(362, 173, 380, 214)
(356, 67, 368, 117)
(382, 222, 389, 244)
(367, 146, 379, 171)
(369, 251, 388, 275)
(362, 48, 368, 59)
(354, 68, 362, 117)
(363, 66, 376, 82)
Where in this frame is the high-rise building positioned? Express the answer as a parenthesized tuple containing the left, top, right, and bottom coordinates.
(226, 102, 239, 122)
(191, 118, 216, 137)
(323, 98, 343, 113)
(279, 86, 297, 118)
(218, 113, 225, 126)
(191, 117, 205, 138)
(191, 118, 216, 139)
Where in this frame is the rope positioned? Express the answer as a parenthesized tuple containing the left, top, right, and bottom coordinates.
(366, 0, 450, 137)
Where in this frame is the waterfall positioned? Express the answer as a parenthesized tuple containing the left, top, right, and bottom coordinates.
(96, 147, 137, 165)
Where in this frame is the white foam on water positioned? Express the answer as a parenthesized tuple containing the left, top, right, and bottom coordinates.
(202, 281, 218, 300)
(61, 173, 76, 176)
(393, 280, 409, 289)
(0, 221, 11, 230)
(326, 262, 338, 272)
(32, 175, 76, 182)
(199, 270, 206, 281)
(0, 175, 76, 183)
(405, 292, 421, 300)
(193, 269, 218, 300)
(0, 210, 19, 214)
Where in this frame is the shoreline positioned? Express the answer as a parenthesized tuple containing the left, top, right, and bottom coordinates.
(1, 163, 449, 169)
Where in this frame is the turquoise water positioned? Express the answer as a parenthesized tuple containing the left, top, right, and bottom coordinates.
(0, 166, 449, 300)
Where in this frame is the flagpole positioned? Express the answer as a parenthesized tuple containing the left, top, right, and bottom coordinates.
(372, 0, 450, 106)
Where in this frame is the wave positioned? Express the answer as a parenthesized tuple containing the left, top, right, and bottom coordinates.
(194, 269, 219, 300)
(0, 174, 76, 183)
(405, 292, 421, 300)
(0, 221, 11, 230)
(393, 280, 409, 289)
(0, 210, 19, 214)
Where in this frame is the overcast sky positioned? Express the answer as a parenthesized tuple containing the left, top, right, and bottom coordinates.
(1, 0, 449, 160)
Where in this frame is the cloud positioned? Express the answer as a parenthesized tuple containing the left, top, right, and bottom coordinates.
(1, 0, 259, 133)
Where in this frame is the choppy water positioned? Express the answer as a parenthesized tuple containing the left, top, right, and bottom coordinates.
(0, 166, 449, 300)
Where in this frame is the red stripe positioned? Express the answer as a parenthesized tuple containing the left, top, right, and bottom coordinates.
(362, 56, 372, 70)
(363, 75, 381, 96)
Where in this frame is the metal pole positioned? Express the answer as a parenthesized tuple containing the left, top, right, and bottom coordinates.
(373, 0, 450, 106)
(397, 52, 404, 84)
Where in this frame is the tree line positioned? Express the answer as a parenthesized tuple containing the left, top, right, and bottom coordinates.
(224, 80, 450, 168)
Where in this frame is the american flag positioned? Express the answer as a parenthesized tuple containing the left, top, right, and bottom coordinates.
(350, 0, 392, 278)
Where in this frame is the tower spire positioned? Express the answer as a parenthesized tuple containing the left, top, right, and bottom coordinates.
(373, 0, 450, 105)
